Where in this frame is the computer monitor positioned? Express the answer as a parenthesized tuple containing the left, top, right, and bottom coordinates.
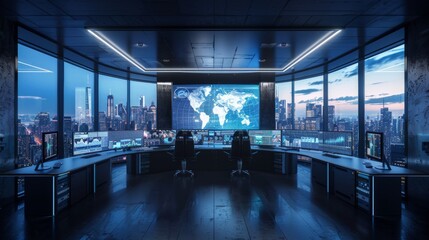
(73, 131, 109, 156)
(220, 130, 235, 145)
(366, 131, 390, 170)
(35, 131, 58, 171)
(143, 130, 176, 147)
(189, 130, 208, 145)
(248, 130, 281, 147)
(281, 130, 321, 150)
(108, 130, 143, 150)
(320, 131, 353, 156)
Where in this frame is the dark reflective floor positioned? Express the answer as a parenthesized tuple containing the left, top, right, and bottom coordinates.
(1, 163, 429, 240)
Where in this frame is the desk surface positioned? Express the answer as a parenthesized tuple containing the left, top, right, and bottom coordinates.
(1, 146, 426, 177)
(291, 149, 425, 176)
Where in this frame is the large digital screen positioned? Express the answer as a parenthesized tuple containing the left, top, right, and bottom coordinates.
(73, 131, 109, 156)
(320, 131, 353, 156)
(144, 130, 176, 147)
(172, 84, 260, 130)
(366, 131, 383, 160)
(108, 130, 143, 149)
(249, 130, 281, 146)
(282, 130, 321, 150)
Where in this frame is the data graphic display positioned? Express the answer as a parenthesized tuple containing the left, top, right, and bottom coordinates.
(172, 84, 259, 130)
(320, 131, 353, 156)
(249, 130, 281, 146)
(282, 130, 321, 150)
(73, 131, 109, 156)
(108, 130, 143, 149)
(144, 130, 176, 147)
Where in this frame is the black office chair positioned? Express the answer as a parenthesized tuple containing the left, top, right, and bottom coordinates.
(172, 131, 198, 177)
(229, 130, 255, 176)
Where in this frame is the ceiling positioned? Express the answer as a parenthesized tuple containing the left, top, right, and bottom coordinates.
(1, 0, 426, 74)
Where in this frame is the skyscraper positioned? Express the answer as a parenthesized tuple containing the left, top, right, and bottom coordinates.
(75, 87, 85, 123)
(140, 96, 145, 108)
(85, 86, 92, 125)
(107, 93, 114, 119)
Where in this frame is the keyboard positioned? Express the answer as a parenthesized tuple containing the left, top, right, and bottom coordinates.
(81, 153, 101, 159)
(322, 153, 341, 158)
(53, 161, 62, 169)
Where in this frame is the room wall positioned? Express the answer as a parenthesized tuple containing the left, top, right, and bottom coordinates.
(0, 18, 16, 206)
(406, 16, 429, 206)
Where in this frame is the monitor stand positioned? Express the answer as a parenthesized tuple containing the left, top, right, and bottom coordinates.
(35, 162, 51, 171)
(375, 161, 391, 170)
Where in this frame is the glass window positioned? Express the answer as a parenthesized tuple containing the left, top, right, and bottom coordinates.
(63, 62, 94, 157)
(294, 76, 323, 130)
(17, 44, 58, 167)
(328, 63, 359, 156)
(98, 74, 128, 131)
(365, 44, 405, 166)
(275, 81, 293, 129)
(130, 81, 157, 130)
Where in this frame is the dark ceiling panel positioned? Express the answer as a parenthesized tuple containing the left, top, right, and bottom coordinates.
(4, 0, 422, 73)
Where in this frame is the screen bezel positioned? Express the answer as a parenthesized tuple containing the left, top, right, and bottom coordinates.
(171, 84, 260, 130)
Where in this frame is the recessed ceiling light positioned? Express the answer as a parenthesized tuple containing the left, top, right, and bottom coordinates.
(278, 43, 290, 48)
(135, 42, 147, 48)
(162, 59, 170, 63)
(258, 58, 266, 63)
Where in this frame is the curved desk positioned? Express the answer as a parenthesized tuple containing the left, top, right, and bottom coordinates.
(0, 146, 295, 217)
(1, 146, 427, 217)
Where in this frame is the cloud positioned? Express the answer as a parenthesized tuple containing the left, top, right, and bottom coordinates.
(329, 78, 342, 84)
(365, 93, 404, 105)
(365, 49, 404, 72)
(298, 97, 323, 104)
(343, 66, 358, 78)
(295, 88, 321, 95)
(18, 96, 46, 100)
(329, 96, 358, 102)
(308, 80, 323, 86)
(371, 82, 383, 85)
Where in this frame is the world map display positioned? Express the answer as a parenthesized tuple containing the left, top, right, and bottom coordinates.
(172, 84, 259, 129)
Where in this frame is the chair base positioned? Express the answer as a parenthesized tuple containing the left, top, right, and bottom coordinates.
(174, 169, 194, 177)
(231, 169, 250, 176)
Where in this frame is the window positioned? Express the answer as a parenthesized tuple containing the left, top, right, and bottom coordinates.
(130, 81, 157, 130)
(294, 76, 323, 130)
(63, 62, 94, 157)
(365, 45, 405, 166)
(17, 44, 58, 168)
(275, 81, 293, 129)
(328, 63, 359, 156)
(98, 74, 128, 131)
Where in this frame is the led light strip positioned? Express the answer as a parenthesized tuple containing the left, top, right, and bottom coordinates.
(18, 61, 53, 73)
(87, 29, 146, 72)
(282, 29, 342, 72)
(88, 29, 341, 73)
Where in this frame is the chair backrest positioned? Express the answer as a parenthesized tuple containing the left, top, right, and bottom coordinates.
(184, 131, 195, 158)
(241, 131, 251, 159)
(174, 131, 186, 159)
(230, 131, 241, 158)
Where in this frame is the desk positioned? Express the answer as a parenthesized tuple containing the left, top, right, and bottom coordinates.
(0, 146, 295, 217)
(289, 149, 427, 216)
(2, 146, 426, 217)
